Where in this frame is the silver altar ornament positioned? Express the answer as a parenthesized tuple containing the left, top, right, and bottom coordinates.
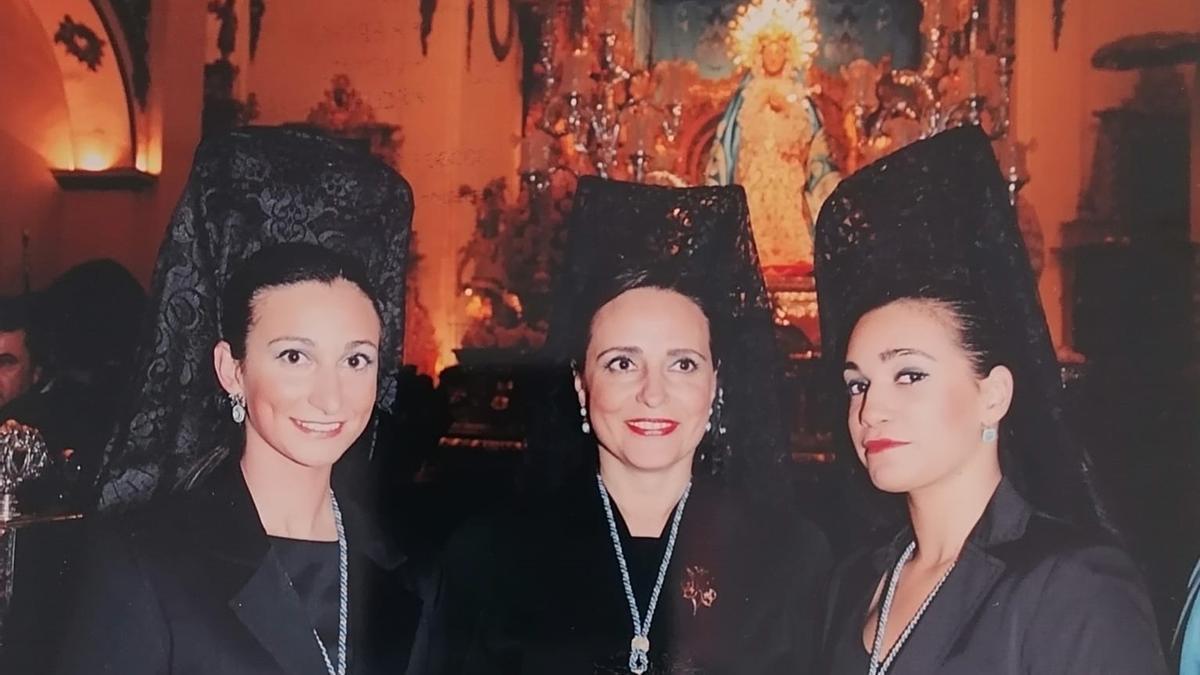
(0, 420, 50, 522)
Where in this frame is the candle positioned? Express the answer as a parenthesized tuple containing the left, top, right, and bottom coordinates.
(563, 49, 594, 93)
(624, 107, 661, 153)
(519, 130, 553, 173)
(960, 53, 978, 96)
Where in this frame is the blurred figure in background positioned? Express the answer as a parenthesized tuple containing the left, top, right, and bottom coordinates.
(1, 259, 146, 511)
(0, 294, 42, 409)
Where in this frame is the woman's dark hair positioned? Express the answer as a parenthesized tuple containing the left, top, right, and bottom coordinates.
(219, 242, 381, 359)
(834, 283, 1109, 536)
(565, 264, 722, 371)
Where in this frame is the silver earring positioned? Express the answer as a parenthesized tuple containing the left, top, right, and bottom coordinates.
(230, 393, 246, 424)
(580, 405, 591, 434)
(982, 425, 998, 443)
(707, 386, 725, 435)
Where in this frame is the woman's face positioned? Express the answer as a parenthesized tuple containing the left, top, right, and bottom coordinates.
(761, 39, 789, 76)
(842, 299, 1011, 495)
(216, 279, 381, 471)
(577, 287, 718, 475)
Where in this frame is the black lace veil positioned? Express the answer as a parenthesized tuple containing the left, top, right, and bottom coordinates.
(813, 125, 1108, 530)
(527, 176, 787, 492)
(96, 126, 412, 511)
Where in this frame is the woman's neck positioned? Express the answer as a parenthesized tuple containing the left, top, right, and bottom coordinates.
(240, 444, 336, 542)
(907, 461, 1002, 567)
(598, 454, 692, 538)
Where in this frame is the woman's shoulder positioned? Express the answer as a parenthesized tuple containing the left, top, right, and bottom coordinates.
(79, 494, 211, 582)
(993, 511, 1137, 579)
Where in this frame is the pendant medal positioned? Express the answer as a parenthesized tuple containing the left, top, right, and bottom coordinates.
(629, 634, 651, 674)
(597, 474, 691, 675)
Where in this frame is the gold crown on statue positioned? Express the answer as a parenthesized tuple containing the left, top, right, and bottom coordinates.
(727, 0, 820, 75)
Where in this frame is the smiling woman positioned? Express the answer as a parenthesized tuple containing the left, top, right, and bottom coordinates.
(213, 245, 383, 539)
(425, 177, 832, 674)
(577, 284, 718, 515)
(56, 127, 432, 675)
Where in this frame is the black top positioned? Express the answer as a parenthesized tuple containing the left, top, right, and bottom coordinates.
(829, 641, 870, 673)
(623, 535, 669, 611)
(820, 479, 1167, 674)
(55, 460, 434, 675)
(270, 536, 339, 654)
(426, 473, 831, 674)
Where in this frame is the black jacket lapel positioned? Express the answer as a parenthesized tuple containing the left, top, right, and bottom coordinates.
(873, 479, 1033, 672)
(185, 462, 329, 675)
(230, 552, 331, 675)
(338, 495, 425, 674)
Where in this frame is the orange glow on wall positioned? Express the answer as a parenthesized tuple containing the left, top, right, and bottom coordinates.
(74, 145, 117, 171)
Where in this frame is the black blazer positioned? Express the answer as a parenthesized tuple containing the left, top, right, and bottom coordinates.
(820, 479, 1167, 674)
(55, 461, 433, 675)
(425, 474, 831, 674)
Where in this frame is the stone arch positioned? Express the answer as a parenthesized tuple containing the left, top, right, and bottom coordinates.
(17, 0, 150, 172)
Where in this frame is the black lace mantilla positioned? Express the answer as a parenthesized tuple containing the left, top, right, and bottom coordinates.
(97, 126, 413, 511)
(813, 125, 1107, 529)
(531, 176, 788, 490)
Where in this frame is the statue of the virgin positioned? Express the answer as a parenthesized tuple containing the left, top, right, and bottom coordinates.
(706, 0, 841, 274)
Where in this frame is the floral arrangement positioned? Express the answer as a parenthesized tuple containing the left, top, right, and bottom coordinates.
(456, 173, 576, 352)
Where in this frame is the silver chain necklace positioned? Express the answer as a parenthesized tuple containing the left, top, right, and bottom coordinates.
(596, 473, 692, 675)
(313, 492, 349, 675)
(868, 541, 956, 675)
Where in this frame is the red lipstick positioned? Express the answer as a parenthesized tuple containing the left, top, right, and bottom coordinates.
(863, 438, 909, 454)
(624, 418, 680, 437)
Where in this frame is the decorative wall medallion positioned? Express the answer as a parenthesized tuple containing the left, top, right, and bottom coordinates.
(306, 74, 404, 168)
(54, 15, 107, 71)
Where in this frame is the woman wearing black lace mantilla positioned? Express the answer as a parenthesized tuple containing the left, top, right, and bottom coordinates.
(814, 126, 1166, 673)
(423, 177, 831, 674)
(56, 127, 434, 675)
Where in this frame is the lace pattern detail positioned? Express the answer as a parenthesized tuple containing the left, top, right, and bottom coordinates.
(98, 126, 413, 510)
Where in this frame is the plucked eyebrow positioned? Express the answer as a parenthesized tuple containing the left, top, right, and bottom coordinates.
(595, 346, 709, 363)
(268, 337, 379, 351)
(268, 336, 315, 347)
(879, 347, 936, 362)
(844, 348, 936, 373)
(595, 346, 640, 363)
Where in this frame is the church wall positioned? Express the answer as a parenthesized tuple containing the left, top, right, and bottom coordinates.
(242, 0, 523, 373)
(14, 1, 1195, 363)
(0, 0, 205, 293)
(2, 1, 521, 376)
(1015, 0, 1200, 349)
